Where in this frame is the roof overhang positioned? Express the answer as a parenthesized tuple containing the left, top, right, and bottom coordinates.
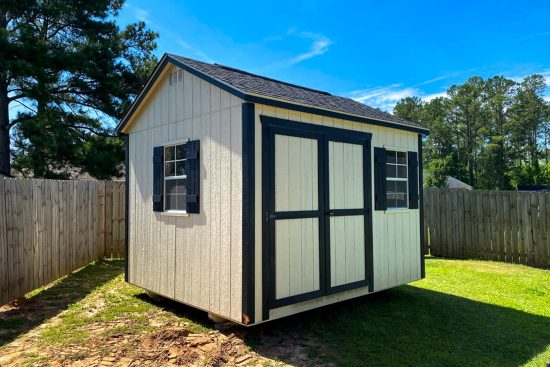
(117, 54, 430, 135)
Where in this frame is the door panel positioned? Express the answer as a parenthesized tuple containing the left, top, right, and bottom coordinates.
(275, 135, 318, 212)
(326, 139, 369, 291)
(275, 218, 320, 299)
(329, 216, 365, 287)
(270, 130, 323, 306)
(328, 141, 363, 210)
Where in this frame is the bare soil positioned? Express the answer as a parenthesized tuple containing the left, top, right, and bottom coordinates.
(0, 261, 331, 367)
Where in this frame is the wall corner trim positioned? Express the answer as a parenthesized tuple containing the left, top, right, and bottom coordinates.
(242, 102, 256, 324)
(418, 134, 425, 278)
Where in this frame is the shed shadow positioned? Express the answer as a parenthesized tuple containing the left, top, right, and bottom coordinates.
(0, 260, 123, 347)
(243, 285, 550, 367)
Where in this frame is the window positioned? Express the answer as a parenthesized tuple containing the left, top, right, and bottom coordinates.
(385, 150, 408, 209)
(164, 143, 187, 211)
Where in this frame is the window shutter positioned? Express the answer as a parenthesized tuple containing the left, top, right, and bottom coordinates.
(185, 140, 200, 213)
(408, 151, 419, 209)
(152, 146, 164, 212)
(374, 147, 387, 211)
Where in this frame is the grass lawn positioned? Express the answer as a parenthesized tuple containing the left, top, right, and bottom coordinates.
(262, 258, 550, 367)
(0, 257, 549, 366)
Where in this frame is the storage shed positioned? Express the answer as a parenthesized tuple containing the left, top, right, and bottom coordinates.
(116, 53, 429, 326)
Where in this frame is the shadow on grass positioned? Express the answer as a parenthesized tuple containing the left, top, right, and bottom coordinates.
(133, 293, 213, 331)
(0, 260, 124, 347)
(244, 286, 550, 367)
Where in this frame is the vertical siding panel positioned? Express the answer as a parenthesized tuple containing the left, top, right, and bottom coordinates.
(128, 136, 137, 283)
(199, 86, 212, 309)
(230, 105, 242, 320)
(301, 218, 314, 293)
(189, 116, 201, 304)
(395, 214, 404, 284)
(219, 106, 232, 316)
(184, 71, 193, 119)
(275, 220, 290, 299)
(181, 118, 193, 301)
(387, 214, 397, 287)
(209, 110, 221, 313)
(288, 219, 302, 296)
(275, 135, 289, 211)
(176, 68, 184, 121)
(344, 216, 355, 283)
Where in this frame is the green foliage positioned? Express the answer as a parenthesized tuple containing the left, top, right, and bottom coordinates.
(424, 156, 452, 188)
(0, 0, 158, 178)
(395, 75, 550, 189)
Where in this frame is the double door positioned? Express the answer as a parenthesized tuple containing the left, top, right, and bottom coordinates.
(263, 119, 373, 310)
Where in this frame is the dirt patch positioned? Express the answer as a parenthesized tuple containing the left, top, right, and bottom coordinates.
(23, 325, 264, 367)
(0, 261, 332, 367)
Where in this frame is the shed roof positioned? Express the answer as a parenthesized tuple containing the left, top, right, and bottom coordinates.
(117, 53, 429, 134)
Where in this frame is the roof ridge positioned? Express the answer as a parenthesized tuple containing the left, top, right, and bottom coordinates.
(213, 63, 332, 96)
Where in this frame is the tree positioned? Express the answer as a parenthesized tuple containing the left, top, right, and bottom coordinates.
(508, 75, 548, 185)
(0, 0, 158, 178)
(447, 77, 487, 187)
(393, 96, 425, 126)
(478, 76, 516, 189)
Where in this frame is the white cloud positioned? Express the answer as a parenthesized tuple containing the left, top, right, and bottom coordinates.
(506, 70, 550, 85)
(289, 32, 333, 65)
(132, 7, 151, 23)
(349, 84, 431, 112)
(422, 91, 447, 102)
(349, 84, 451, 112)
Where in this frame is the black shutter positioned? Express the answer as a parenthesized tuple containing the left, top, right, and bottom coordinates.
(152, 146, 164, 212)
(374, 147, 387, 211)
(186, 140, 200, 213)
(408, 151, 419, 209)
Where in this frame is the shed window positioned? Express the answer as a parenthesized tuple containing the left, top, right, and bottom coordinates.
(386, 150, 408, 209)
(164, 143, 187, 211)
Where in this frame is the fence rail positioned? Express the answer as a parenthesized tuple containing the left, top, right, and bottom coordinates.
(423, 188, 550, 268)
(0, 178, 125, 305)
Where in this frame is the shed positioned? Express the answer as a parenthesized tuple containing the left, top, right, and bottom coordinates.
(117, 53, 429, 326)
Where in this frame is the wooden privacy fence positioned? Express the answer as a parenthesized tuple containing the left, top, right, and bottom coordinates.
(423, 188, 550, 268)
(0, 178, 125, 305)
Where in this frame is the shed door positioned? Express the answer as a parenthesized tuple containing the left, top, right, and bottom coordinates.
(264, 119, 372, 311)
(267, 128, 325, 308)
(326, 137, 370, 293)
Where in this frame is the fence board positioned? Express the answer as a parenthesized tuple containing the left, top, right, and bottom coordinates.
(424, 188, 550, 269)
(0, 179, 8, 304)
(0, 178, 125, 306)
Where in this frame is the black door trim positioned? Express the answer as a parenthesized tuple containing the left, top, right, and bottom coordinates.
(261, 115, 374, 319)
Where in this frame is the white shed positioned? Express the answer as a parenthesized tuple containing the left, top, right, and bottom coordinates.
(117, 53, 429, 326)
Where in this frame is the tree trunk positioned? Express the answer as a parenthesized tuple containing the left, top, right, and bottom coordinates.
(0, 77, 9, 176)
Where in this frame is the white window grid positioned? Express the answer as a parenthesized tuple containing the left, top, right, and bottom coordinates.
(386, 150, 408, 209)
(164, 143, 187, 212)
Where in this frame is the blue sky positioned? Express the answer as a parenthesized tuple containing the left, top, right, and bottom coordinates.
(118, 0, 550, 112)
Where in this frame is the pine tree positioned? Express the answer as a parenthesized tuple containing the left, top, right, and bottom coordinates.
(0, 0, 158, 178)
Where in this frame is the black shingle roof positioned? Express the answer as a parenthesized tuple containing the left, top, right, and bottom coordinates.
(168, 54, 421, 129)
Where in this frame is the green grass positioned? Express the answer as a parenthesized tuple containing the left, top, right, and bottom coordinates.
(251, 257, 550, 367)
(0, 260, 210, 349)
(2, 257, 549, 367)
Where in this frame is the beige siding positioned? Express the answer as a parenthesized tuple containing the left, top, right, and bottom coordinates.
(254, 104, 421, 322)
(127, 65, 243, 323)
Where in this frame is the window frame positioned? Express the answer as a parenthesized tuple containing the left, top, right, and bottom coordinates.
(163, 140, 188, 214)
(384, 148, 409, 210)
